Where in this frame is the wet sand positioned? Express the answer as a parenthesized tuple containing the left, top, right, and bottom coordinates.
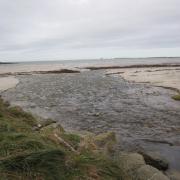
(0, 76, 19, 92)
(106, 67, 180, 92)
(0, 63, 67, 74)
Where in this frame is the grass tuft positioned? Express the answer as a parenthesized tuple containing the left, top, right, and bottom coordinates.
(0, 150, 66, 180)
(172, 94, 180, 101)
(0, 98, 122, 179)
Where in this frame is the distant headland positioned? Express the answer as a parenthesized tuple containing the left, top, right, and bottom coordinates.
(0, 62, 16, 64)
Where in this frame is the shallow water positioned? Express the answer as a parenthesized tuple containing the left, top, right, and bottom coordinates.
(2, 71, 180, 170)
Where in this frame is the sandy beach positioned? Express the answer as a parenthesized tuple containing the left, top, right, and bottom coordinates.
(0, 76, 19, 92)
(0, 63, 66, 74)
(106, 66, 180, 92)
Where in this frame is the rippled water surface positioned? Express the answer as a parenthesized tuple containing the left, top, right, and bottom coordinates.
(2, 70, 180, 170)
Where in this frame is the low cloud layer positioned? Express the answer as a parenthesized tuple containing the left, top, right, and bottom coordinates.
(0, 0, 180, 61)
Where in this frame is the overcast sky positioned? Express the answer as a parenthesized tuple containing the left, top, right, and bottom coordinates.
(0, 0, 180, 61)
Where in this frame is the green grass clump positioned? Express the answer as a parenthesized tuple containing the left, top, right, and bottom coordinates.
(172, 94, 180, 101)
(61, 133, 81, 150)
(0, 150, 67, 180)
(0, 98, 122, 179)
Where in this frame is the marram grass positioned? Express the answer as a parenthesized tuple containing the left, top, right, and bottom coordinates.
(0, 98, 122, 180)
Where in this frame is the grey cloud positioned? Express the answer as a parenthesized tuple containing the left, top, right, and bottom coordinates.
(0, 0, 180, 61)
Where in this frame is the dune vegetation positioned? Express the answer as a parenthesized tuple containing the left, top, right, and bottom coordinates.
(172, 94, 180, 101)
(0, 97, 170, 180)
(0, 97, 122, 180)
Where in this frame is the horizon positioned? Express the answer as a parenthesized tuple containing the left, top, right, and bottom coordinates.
(1, 56, 180, 64)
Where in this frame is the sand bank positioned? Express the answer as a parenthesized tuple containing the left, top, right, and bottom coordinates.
(0, 76, 19, 91)
(106, 67, 180, 92)
(0, 63, 81, 75)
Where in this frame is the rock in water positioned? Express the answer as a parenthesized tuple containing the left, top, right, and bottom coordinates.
(117, 152, 170, 180)
(139, 151, 169, 171)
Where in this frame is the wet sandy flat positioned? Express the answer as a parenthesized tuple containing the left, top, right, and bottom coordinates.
(107, 67, 180, 91)
(0, 76, 19, 92)
(0, 63, 67, 74)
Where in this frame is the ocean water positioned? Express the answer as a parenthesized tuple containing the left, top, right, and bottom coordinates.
(20, 57, 180, 66)
(0, 57, 180, 74)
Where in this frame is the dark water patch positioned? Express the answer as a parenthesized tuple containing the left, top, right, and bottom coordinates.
(140, 142, 180, 171)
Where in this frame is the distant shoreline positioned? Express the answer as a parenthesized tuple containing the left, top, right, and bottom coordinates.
(0, 62, 17, 64)
(84, 63, 180, 70)
(1, 56, 180, 64)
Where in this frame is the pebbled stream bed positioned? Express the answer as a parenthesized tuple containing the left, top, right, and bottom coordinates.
(2, 70, 180, 171)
